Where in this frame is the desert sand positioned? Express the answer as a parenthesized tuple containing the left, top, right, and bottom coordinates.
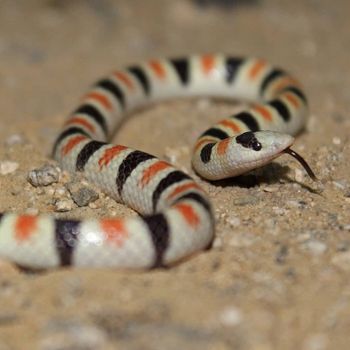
(0, 1, 350, 349)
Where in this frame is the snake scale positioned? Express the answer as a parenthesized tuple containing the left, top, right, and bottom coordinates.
(0, 54, 315, 269)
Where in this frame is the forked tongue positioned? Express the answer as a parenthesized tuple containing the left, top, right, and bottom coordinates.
(283, 148, 317, 181)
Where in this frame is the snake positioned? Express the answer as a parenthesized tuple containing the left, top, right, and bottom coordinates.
(0, 54, 316, 269)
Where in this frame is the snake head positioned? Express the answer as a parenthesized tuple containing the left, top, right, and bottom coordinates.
(229, 131, 316, 181)
(227, 131, 295, 176)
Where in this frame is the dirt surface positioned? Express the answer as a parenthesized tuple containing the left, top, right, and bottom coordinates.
(0, 0, 350, 349)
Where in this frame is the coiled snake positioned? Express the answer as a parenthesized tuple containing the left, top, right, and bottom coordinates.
(0, 55, 315, 269)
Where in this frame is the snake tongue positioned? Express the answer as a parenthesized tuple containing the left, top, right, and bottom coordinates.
(283, 148, 317, 181)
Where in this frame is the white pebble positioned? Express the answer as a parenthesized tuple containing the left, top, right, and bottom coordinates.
(272, 206, 287, 215)
(295, 168, 304, 182)
(332, 137, 341, 145)
(219, 306, 243, 327)
(226, 215, 241, 227)
(54, 199, 74, 212)
(262, 185, 278, 193)
(0, 161, 19, 175)
(54, 187, 67, 197)
(305, 240, 327, 255)
(88, 202, 98, 209)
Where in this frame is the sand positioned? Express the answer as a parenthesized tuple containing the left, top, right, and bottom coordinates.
(0, 0, 350, 349)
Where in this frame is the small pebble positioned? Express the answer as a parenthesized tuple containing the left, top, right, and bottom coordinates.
(332, 137, 341, 145)
(304, 240, 327, 256)
(294, 168, 304, 182)
(219, 306, 243, 327)
(272, 206, 287, 215)
(54, 187, 67, 197)
(27, 164, 60, 187)
(54, 199, 74, 212)
(5, 134, 25, 146)
(66, 183, 99, 207)
(0, 161, 19, 175)
(262, 185, 278, 193)
(226, 215, 241, 227)
(88, 202, 98, 209)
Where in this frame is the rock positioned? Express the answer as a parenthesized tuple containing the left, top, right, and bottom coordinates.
(66, 182, 99, 207)
(27, 164, 60, 187)
(54, 199, 74, 212)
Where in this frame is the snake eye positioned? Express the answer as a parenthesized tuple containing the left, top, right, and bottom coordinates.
(251, 140, 262, 151)
(236, 131, 262, 151)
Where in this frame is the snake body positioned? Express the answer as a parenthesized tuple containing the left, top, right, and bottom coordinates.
(0, 55, 309, 269)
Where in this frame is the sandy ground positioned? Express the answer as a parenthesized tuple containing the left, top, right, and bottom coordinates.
(0, 0, 350, 349)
